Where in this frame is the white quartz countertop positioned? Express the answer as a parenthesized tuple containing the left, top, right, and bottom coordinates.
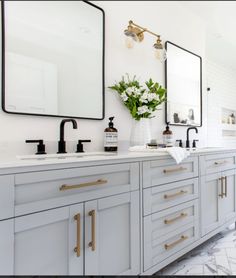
(0, 147, 235, 175)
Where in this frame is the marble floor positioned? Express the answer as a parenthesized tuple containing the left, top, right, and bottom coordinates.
(157, 224, 236, 276)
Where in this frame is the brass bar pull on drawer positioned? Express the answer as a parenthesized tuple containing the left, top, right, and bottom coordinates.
(60, 179, 107, 191)
(164, 235, 188, 250)
(88, 210, 96, 251)
(218, 177, 224, 198)
(74, 213, 81, 257)
(164, 213, 188, 225)
(164, 190, 188, 199)
(163, 166, 187, 174)
(214, 160, 228, 165)
(224, 176, 227, 197)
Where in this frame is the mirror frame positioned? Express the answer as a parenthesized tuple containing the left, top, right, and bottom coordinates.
(1, 0, 105, 120)
(165, 41, 202, 127)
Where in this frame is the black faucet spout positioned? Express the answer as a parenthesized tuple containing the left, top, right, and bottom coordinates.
(58, 119, 78, 153)
(186, 127, 198, 148)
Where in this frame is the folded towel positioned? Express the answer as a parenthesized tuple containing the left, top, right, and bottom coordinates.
(128, 146, 190, 164)
(165, 147, 190, 164)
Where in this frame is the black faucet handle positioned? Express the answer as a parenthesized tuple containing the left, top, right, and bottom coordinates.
(176, 140, 183, 147)
(76, 140, 91, 153)
(25, 139, 46, 155)
(192, 139, 199, 148)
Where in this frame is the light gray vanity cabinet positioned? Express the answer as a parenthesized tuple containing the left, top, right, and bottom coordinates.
(201, 169, 236, 236)
(142, 158, 200, 272)
(0, 162, 140, 275)
(11, 191, 140, 275)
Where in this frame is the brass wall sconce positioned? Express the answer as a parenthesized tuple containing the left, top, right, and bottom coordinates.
(124, 20, 167, 62)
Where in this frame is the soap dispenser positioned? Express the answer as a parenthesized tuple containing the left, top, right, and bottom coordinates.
(104, 117, 118, 152)
(163, 122, 174, 147)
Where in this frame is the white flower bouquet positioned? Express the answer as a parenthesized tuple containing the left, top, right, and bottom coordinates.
(109, 75, 166, 121)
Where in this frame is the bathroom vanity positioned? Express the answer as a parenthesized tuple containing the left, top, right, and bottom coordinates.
(0, 148, 236, 275)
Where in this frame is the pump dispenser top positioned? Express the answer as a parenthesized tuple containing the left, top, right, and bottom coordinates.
(108, 117, 114, 128)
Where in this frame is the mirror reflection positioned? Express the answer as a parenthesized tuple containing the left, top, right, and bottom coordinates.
(3, 1, 104, 119)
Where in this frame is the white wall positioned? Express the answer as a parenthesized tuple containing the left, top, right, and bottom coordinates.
(0, 1, 207, 157)
(207, 60, 236, 147)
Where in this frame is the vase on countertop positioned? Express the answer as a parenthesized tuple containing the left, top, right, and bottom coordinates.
(130, 118, 152, 147)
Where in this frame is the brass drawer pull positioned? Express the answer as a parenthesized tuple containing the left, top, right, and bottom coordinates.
(60, 179, 107, 191)
(164, 235, 188, 250)
(214, 160, 228, 165)
(74, 213, 81, 257)
(163, 166, 187, 174)
(224, 176, 227, 197)
(88, 210, 96, 251)
(164, 212, 188, 225)
(218, 177, 225, 198)
(164, 190, 188, 199)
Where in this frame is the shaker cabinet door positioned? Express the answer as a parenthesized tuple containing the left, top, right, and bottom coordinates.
(14, 204, 83, 275)
(201, 173, 221, 236)
(219, 169, 236, 223)
(84, 191, 140, 275)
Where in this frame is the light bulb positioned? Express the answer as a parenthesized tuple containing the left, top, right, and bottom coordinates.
(125, 36, 135, 49)
(154, 48, 167, 63)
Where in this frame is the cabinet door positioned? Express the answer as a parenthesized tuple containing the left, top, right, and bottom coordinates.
(220, 169, 236, 223)
(0, 219, 14, 275)
(14, 204, 83, 275)
(84, 191, 140, 275)
(201, 172, 221, 236)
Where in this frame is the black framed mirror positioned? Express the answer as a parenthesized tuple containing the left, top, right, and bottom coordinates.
(1, 1, 105, 120)
(165, 41, 202, 127)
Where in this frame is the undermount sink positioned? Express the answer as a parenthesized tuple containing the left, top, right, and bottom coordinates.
(17, 152, 117, 161)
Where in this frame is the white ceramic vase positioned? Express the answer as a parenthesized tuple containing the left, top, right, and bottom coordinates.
(130, 118, 151, 147)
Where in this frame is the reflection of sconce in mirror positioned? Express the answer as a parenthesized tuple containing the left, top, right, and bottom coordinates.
(124, 20, 167, 62)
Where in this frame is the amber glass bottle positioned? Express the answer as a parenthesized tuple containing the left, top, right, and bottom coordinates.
(104, 117, 118, 152)
(163, 122, 173, 147)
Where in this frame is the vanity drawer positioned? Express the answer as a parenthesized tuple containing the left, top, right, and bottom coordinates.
(144, 200, 198, 239)
(14, 163, 139, 216)
(0, 175, 14, 220)
(143, 157, 198, 188)
(143, 178, 199, 215)
(144, 221, 199, 271)
(200, 153, 236, 175)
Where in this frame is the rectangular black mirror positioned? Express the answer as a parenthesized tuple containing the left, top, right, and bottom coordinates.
(2, 1, 105, 119)
(165, 41, 202, 127)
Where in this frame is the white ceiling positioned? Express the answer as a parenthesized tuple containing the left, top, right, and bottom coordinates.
(181, 1, 236, 70)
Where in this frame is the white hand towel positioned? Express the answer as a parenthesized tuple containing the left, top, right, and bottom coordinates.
(128, 146, 190, 164)
(165, 147, 190, 164)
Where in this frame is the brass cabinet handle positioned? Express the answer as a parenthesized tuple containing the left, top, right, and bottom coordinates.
(163, 166, 187, 174)
(88, 210, 96, 251)
(164, 190, 188, 199)
(214, 160, 228, 165)
(224, 176, 227, 197)
(60, 179, 107, 191)
(74, 213, 81, 257)
(164, 212, 188, 225)
(218, 177, 225, 198)
(164, 235, 188, 250)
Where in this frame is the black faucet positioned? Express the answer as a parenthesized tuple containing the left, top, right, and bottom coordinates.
(186, 127, 198, 148)
(58, 119, 78, 153)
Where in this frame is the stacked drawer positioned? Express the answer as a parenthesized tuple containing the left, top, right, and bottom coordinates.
(142, 157, 199, 271)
